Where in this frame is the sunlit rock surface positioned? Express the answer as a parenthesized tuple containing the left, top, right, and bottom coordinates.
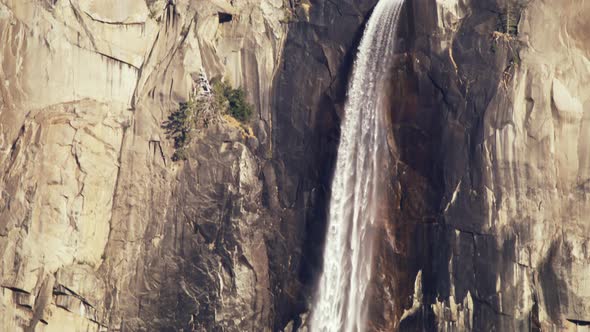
(0, 0, 288, 330)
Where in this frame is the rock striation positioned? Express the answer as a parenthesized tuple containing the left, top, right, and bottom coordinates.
(376, 0, 590, 330)
(0, 0, 289, 330)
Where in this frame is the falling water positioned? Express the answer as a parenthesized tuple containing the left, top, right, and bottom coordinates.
(310, 0, 404, 331)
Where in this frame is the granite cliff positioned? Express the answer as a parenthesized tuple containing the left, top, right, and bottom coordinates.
(0, 0, 588, 331)
(379, 0, 590, 330)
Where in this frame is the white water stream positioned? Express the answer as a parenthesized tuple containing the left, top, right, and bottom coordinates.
(310, 0, 404, 331)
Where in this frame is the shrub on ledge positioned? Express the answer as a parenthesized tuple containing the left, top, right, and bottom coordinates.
(164, 99, 192, 161)
(212, 80, 253, 123)
(164, 79, 254, 161)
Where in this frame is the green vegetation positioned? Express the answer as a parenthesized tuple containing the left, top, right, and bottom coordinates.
(497, 2, 521, 37)
(490, 1, 525, 83)
(164, 98, 205, 161)
(164, 79, 254, 161)
(212, 80, 253, 122)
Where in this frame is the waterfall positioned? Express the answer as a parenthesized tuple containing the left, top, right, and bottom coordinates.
(310, 0, 404, 331)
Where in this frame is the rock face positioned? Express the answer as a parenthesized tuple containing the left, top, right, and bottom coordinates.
(0, 0, 289, 330)
(0, 0, 588, 331)
(375, 0, 590, 330)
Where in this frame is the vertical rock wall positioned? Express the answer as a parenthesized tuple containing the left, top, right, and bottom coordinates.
(0, 0, 290, 330)
(380, 0, 590, 330)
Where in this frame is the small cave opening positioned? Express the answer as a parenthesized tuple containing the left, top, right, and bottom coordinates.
(218, 12, 233, 24)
